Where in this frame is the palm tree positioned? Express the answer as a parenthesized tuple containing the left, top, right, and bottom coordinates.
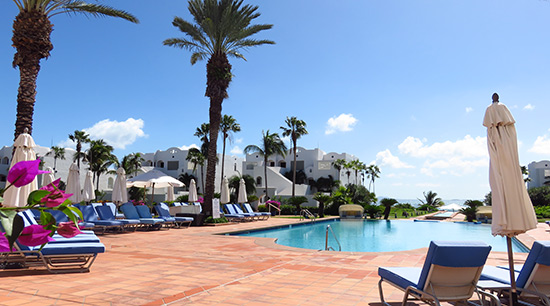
(163, 0, 274, 216)
(86, 139, 116, 189)
(332, 159, 346, 181)
(69, 130, 90, 169)
(313, 192, 331, 218)
(280, 116, 308, 197)
(244, 130, 287, 199)
(194, 123, 210, 157)
(186, 148, 206, 193)
(366, 164, 381, 193)
(419, 191, 443, 210)
(348, 160, 366, 186)
(380, 198, 398, 220)
(178, 173, 197, 191)
(118, 153, 144, 177)
(228, 174, 255, 199)
(220, 115, 241, 191)
(10, 1, 138, 141)
(46, 145, 65, 174)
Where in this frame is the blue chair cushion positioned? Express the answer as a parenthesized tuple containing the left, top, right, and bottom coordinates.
(480, 265, 518, 284)
(30, 242, 105, 255)
(121, 203, 141, 219)
(516, 240, 550, 288)
(417, 241, 491, 290)
(135, 205, 153, 218)
(378, 267, 422, 290)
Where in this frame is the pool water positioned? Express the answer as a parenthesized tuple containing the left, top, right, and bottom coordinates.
(432, 211, 455, 218)
(232, 219, 529, 253)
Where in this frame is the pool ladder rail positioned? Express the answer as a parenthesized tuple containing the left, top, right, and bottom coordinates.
(325, 225, 341, 251)
(299, 209, 316, 221)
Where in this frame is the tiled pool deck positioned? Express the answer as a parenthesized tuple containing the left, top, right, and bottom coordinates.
(1, 218, 549, 306)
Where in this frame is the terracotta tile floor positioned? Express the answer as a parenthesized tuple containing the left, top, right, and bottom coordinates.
(1, 218, 548, 306)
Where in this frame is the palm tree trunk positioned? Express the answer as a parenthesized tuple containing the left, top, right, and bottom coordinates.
(12, 10, 53, 141)
(220, 135, 226, 192)
(204, 52, 231, 217)
(264, 156, 268, 203)
(292, 140, 297, 197)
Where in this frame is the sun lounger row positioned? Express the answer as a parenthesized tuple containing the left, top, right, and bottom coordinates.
(220, 203, 270, 222)
(378, 240, 550, 306)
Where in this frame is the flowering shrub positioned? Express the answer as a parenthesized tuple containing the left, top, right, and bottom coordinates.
(197, 196, 204, 203)
(130, 199, 146, 206)
(0, 160, 82, 252)
(265, 200, 281, 209)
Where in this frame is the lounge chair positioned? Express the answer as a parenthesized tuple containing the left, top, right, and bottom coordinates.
(80, 205, 124, 234)
(378, 240, 499, 306)
(243, 203, 270, 220)
(154, 203, 193, 228)
(104, 202, 126, 219)
(224, 204, 254, 221)
(18, 210, 100, 244)
(95, 205, 140, 231)
(478, 240, 550, 306)
(0, 217, 105, 273)
(120, 203, 165, 229)
(219, 205, 245, 222)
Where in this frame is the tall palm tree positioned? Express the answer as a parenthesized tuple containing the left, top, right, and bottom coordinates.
(332, 159, 346, 182)
(366, 164, 381, 193)
(164, 0, 274, 216)
(228, 174, 255, 199)
(10, 1, 138, 141)
(46, 145, 65, 173)
(220, 115, 240, 191)
(69, 130, 90, 169)
(380, 198, 398, 220)
(244, 130, 287, 200)
(348, 159, 366, 186)
(186, 148, 206, 193)
(86, 139, 116, 189)
(280, 116, 308, 197)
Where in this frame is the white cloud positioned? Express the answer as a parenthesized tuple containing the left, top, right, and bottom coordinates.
(235, 138, 243, 144)
(375, 149, 414, 169)
(397, 135, 488, 177)
(465, 107, 473, 113)
(180, 144, 199, 150)
(325, 113, 358, 135)
(414, 182, 441, 188)
(524, 104, 535, 110)
(230, 146, 243, 155)
(529, 134, 550, 154)
(80, 118, 147, 150)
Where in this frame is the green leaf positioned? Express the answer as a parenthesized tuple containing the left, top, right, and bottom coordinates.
(28, 190, 50, 205)
(0, 210, 18, 237)
(39, 211, 56, 232)
(7, 214, 24, 251)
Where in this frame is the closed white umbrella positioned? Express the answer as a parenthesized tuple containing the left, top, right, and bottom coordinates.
(66, 163, 82, 204)
(41, 166, 55, 188)
(483, 93, 538, 305)
(237, 178, 248, 204)
(112, 167, 128, 204)
(220, 178, 230, 204)
(3, 132, 38, 207)
(166, 186, 175, 202)
(82, 170, 95, 202)
(188, 179, 198, 203)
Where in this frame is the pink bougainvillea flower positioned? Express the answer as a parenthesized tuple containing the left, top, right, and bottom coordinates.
(40, 178, 61, 192)
(57, 222, 82, 238)
(7, 160, 48, 188)
(18, 225, 54, 247)
(198, 197, 204, 203)
(40, 189, 73, 208)
(0, 233, 11, 252)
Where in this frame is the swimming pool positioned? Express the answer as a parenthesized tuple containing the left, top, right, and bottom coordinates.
(432, 211, 455, 218)
(232, 219, 529, 253)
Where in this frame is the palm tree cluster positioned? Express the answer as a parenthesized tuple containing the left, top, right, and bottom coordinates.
(331, 159, 381, 192)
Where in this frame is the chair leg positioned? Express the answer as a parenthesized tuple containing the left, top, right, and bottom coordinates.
(378, 279, 391, 306)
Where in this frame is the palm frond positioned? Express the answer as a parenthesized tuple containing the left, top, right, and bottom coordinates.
(53, 1, 138, 23)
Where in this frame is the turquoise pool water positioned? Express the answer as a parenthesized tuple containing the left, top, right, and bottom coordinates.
(432, 211, 455, 218)
(232, 219, 529, 253)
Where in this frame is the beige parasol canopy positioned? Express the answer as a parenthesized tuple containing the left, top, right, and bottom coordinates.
(111, 167, 128, 204)
(188, 179, 198, 203)
(41, 166, 55, 188)
(237, 178, 248, 204)
(2, 132, 38, 207)
(66, 163, 82, 204)
(220, 178, 230, 204)
(81, 170, 95, 203)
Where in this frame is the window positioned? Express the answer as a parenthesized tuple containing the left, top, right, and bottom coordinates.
(0, 174, 6, 182)
(545, 169, 550, 179)
(107, 177, 114, 189)
(256, 176, 262, 186)
(157, 161, 165, 168)
(291, 160, 305, 171)
(246, 163, 256, 170)
(279, 161, 287, 168)
(167, 161, 179, 170)
(1, 157, 9, 165)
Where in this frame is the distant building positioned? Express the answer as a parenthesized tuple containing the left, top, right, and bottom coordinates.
(527, 160, 550, 189)
(243, 147, 359, 201)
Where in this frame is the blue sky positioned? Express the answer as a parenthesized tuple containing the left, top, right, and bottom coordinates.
(2, 0, 550, 201)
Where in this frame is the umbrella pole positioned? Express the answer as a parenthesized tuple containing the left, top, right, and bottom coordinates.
(151, 183, 155, 205)
(507, 236, 518, 306)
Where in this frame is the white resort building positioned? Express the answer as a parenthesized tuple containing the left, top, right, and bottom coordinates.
(527, 160, 550, 189)
(0, 143, 358, 204)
